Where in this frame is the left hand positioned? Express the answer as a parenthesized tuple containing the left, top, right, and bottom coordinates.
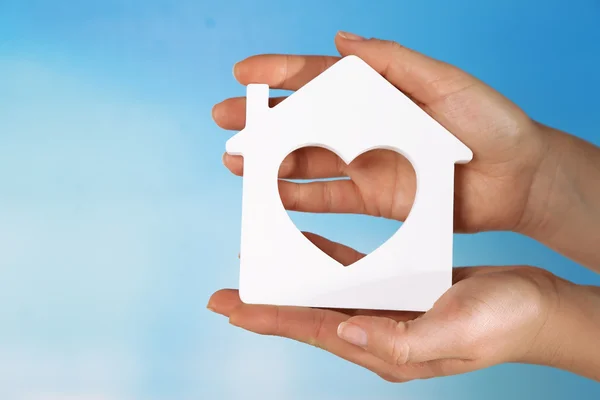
(207, 233, 563, 382)
(212, 32, 550, 234)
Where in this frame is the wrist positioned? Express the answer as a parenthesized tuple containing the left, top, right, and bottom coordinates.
(515, 123, 600, 270)
(515, 122, 572, 238)
(519, 272, 600, 381)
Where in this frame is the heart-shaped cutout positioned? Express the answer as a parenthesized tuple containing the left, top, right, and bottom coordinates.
(277, 146, 417, 267)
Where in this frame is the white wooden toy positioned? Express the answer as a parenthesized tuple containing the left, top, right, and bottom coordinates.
(226, 55, 472, 311)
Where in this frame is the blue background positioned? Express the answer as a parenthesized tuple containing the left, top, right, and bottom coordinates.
(1, 0, 600, 398)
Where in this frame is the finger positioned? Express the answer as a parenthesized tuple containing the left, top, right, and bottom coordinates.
(207, 289, 427, 382)
(334, 31, 476, 107)
(233, 54, 340, 91)
(337, 312, 470, 366)
(208, 289, 407, 380)
(279, 179, 366, 214)
(301, 231, 365, 266)
(206, 288, 243, 316)
(213, 96, 287, 130)
(226, 296, 407, 380)
(208, 288, 357, 319)
(223, 146, 346, 179)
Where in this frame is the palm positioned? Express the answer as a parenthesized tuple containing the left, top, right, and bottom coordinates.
(329, 133, 537, 232)
(213, 36, 548, 233)
(208, 232, 555, 382)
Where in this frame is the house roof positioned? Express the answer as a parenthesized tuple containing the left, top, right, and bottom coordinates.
(226, 55, 473, 164)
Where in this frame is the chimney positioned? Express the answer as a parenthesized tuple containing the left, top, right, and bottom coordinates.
(245, 84, 269, 128)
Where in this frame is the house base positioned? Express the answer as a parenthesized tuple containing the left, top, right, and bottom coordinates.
(238, 270, 451, 312)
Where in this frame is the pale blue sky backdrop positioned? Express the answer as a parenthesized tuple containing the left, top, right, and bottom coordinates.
(1, 1, 599, 399)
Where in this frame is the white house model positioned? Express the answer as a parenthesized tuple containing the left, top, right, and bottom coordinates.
(226, 55, 473, 312)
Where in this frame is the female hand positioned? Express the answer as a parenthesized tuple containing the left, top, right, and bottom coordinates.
(208, 233, 600, 382)
(209, 32, 600, 382)
(213, 31, 600, 270)
(214, 31, 547, 234)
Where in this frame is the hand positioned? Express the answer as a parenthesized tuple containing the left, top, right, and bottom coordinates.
(209, 31, 600, 381)
(213, 31, 549, 234)
(208, 233, 600, 382)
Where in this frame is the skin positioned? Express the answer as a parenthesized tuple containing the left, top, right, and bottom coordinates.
(208, 31, 600, 382)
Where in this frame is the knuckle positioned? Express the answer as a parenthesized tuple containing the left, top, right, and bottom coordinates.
(323, 183, 335, 211)
(390, 322, 411, 365)
(276, 54, 292, 87)
(310, 310, 327, 346)
(391, 339, 409, 365)
(295, 148, 310, 177)
(320, 55, 332, 76)
(381, 39, 404, 52)
(272, 306, 283, 336)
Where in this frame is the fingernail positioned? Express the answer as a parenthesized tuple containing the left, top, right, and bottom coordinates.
(232, 62, 238, 78)
(222, 152, 231, 164)
(337, 322, 368, 347)
(210, 103, 221, 121)
(206, 302, 216, 312)
(338, 31, 365, 41)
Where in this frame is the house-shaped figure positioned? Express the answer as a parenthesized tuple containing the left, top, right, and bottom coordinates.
(226, 55, 472, 312)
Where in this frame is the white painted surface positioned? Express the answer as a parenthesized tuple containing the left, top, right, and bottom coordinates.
(227, 55, 472, 311)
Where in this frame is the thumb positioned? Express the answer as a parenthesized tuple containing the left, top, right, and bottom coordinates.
(334, 31, 475, 106)
(337, 312, 470, 365)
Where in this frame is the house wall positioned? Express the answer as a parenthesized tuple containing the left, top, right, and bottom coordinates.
(236, 143, 459, 310)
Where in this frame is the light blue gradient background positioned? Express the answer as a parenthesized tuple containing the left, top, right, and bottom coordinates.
(1, 0, 599, 399)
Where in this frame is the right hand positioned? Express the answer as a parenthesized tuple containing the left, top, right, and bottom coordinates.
(213, 31, 552, 235)
(208, 232, 600, 383)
